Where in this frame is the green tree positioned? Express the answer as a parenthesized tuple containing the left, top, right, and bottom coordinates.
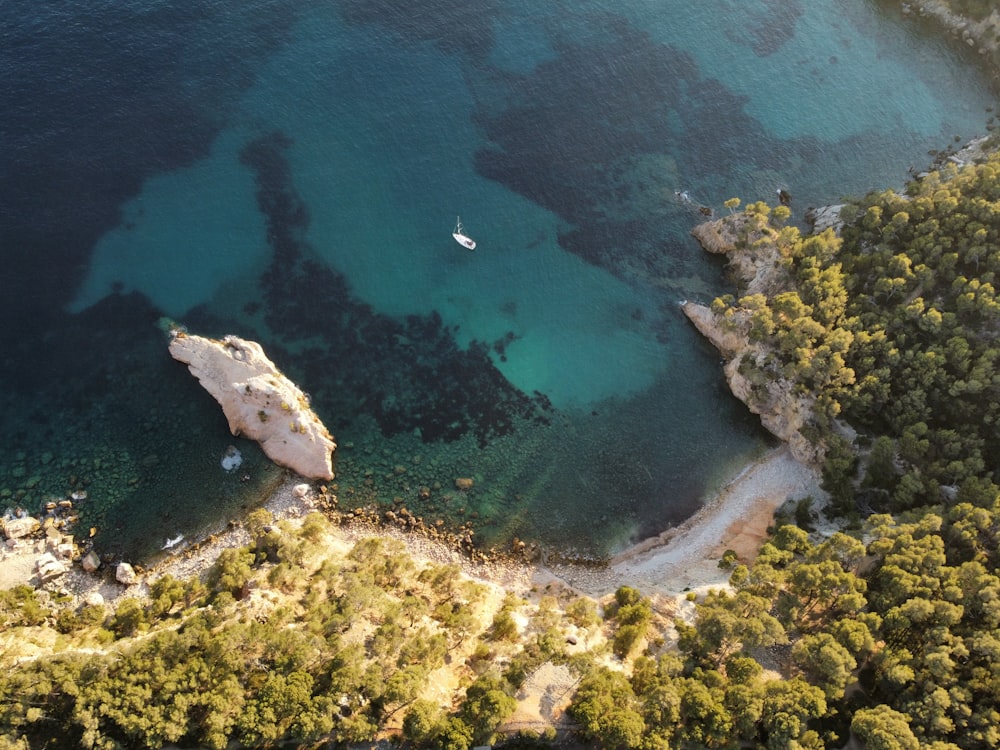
(460, 673, 516, 745)
(851, 705, 920, 750)
(792, 632, 857, 700)
(570, 667, 646, 750)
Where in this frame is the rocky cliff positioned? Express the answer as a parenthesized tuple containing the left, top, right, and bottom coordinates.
(169, 333, 336, 480)
(684, 215, 829, 465)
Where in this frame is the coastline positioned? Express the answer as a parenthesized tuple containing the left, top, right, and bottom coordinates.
(1, 446, 824, 611)
(536, 446, 824, 598)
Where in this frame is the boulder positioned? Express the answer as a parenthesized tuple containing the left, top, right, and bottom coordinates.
(84, 591, 105, 608)
(36, 552, 69, 581)
(3, 516, 40, 540)
(169, 333, 336, 480)
(81, 550, 101, 573)
(116, 562, 138, 585)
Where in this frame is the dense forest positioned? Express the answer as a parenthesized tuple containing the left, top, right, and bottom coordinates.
(712, 149, 1000, 518)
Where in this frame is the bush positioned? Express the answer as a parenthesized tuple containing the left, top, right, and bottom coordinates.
(402, 699, 445, 745)
(110, 597, 148, 638)
(207, 547, 255, 598)
(566, 597, 600, 629)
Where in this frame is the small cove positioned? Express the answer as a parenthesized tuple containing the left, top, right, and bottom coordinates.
(1, 0, 995, 560)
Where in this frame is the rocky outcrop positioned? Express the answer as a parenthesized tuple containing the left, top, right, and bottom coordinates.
(691, 214, 787, 298)
(683, 301, 822, 464)
(685, 214, 827, 465)
(3, 516, 40, 540)
(682, 302, 748, 360)
(169, 333, 336, 481)
(804, 205, 844, 235)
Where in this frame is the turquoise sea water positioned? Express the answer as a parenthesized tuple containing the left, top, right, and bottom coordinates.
(2, 1, 995, 561)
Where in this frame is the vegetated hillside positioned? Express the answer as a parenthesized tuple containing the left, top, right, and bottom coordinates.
(709, 149, 1000, 520)
(0, 510, 611, 749)
(5, 500, 1000, 748)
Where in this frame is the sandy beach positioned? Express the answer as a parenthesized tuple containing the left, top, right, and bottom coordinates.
(535, 446, 823, 598)
(1, 446, 824, 605)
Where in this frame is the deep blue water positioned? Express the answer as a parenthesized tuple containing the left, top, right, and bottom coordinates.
(1, 0, 995, 561)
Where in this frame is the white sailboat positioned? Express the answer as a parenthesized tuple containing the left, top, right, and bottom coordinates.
(452, 216, 476, 250)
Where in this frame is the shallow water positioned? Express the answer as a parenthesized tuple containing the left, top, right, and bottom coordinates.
(1, 0, 995, 560)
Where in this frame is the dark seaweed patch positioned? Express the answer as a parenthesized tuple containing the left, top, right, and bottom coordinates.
(471, 17, 813, 279)
(239, 132, 552, 448)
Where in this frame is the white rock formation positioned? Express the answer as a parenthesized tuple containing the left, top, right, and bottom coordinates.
(116, 562, 138, 585)
(3, 516, 40, 540)
(684, 213, 831, 465)
(804, 204, 844, 235)
(36, 552, 69, 582)
(169, 333, 336, 481)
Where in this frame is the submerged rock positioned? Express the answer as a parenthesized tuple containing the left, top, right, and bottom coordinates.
(169, 333, 336, 481)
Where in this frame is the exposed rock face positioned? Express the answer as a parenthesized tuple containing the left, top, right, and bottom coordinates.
(804, 204, 844, 235)
(685, 214, 829, 465)
(691, 214, 786, 298)
(169, 333, 336, 481)
(683, 301, 822, 465)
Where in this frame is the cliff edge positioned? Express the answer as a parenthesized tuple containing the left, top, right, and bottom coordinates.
(683, 209, 845, 465)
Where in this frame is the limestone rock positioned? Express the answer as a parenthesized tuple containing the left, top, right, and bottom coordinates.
(683, 301, 822, 464)
(3, 516, 40, 540)
(690, 215, 741, 256)
(36, 552, 69, 581)
(81, 550, 101, 573)
(691, 214, 787, 298)
(116, 562, 138, 585)
(85, 591, 105, 608)
(169, 333, 336, 480)
(681, 302, 748, 360)
(685, 211, 841, 465)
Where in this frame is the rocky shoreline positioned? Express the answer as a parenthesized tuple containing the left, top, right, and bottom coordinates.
(0, 213, 841, 607)
(680, 209, 838, 466)
(1, 441, 827, 628)
(899, 1, 1000, 84)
